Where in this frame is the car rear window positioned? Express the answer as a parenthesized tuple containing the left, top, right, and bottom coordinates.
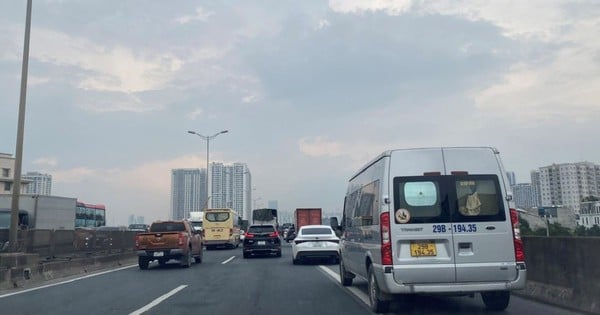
(150, 222, 185, 232)
(205, 212, 230, 222)
(393, 175, 505, 224)
(301, 227, 332, 235)
(248, 226, 275, 233)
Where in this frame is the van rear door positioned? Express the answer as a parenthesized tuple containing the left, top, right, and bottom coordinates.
(442, 148, 517, 282)
(389, 149, 456, 284)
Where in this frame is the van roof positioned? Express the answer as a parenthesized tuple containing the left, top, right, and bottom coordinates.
(349, 146, 500, 181)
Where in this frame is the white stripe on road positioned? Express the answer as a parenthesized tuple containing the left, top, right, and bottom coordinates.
(318, 265, 371, 306)
(129, 285, 187, 315)
(0, 264, 137, 299)
(221, 256, 235, 264)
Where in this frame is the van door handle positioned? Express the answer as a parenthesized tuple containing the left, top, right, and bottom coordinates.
(485, 226, 496, 230)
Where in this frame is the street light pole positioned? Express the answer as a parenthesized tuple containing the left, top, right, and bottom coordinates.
(188, 130, 228, 209)
(9, 0, 33, 252)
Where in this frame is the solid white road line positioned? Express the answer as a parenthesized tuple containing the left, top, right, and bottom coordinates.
(221, 256, 235, 264)
(129, 285, 187, 315)
(0, 264, 137, 299)
(318, 265, 371, 306)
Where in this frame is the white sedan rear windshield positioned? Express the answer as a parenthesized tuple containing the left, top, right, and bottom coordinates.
(302, 227, 332, 235)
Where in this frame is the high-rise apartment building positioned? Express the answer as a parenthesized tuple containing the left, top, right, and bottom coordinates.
(512, 183, 538, 209)
(23, 171, 52, 195)
(170, 168, 207, 220)
(537, 162, 600, 214)
(506, 171, 516, 187)
(210, 162, 251, 220)
(530, 170, 542, 207)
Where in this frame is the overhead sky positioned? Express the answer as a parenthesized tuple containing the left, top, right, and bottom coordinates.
(1, 1, 599, 225)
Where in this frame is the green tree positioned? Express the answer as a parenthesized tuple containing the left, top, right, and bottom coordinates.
(548, 222, 572, 236)
(519, 217, 534, 236)
(574, 225, 588, 236)
(589, 225, 600, 236)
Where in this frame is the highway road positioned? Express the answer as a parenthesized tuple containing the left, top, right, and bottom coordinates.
(0, 242, 583, 315)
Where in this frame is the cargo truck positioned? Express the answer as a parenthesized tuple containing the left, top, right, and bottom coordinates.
(0, 194, 76, 230)
(294, 208, 322, 231)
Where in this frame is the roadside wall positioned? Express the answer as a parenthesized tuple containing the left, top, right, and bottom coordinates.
(520, 236, 600, 314)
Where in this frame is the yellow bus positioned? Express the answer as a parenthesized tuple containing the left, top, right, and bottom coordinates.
(203, 208, 241, 249)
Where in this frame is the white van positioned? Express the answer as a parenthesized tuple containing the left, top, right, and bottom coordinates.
(338, 147, 526, 313)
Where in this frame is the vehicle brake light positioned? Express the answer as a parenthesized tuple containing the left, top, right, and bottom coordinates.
(510, 208, 525, 263)
(245, 233, 255, 238)
(380, 212, 393, 265)
(178, 232, 185, 246)
(269, 231, 279, 237)
(423, 171, 441, 176)
(451, 171, 469, 175)
(135, 235, 140, 249)
(230, 228, 233, 236)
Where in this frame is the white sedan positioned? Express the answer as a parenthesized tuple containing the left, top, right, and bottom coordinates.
(292, 225, 340, 265)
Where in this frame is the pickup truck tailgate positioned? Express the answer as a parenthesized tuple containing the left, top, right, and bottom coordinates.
(137, 232, 181, 249)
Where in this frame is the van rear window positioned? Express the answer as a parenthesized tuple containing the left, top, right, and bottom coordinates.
(205, 212, 230, 222)
(393, 175, 505, 224)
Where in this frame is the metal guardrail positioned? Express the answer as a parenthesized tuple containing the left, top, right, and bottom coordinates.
(0, 229, 137, 257)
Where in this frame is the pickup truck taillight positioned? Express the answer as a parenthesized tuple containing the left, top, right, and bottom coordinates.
(230, 228, 233, 236)
(178, 232, 186, 246)
(135, 235, 140, 249)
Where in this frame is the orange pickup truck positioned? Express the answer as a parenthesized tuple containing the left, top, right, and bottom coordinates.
(135, 220, 203, 269)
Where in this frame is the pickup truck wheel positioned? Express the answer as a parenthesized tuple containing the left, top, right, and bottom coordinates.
(180, 250, 192, 268)
(138, 257, 149, 270)
(194, 250, 203, 264)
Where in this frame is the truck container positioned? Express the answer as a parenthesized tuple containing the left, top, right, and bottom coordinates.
(252, 208, 278, 226)
(294, 208, 322, 230)
(0, 194, 76, 230)
(188, 211, 204, 231)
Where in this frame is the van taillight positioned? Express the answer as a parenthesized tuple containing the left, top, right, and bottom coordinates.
(380, 212, 393, 265)
(510, 208, 525, 263)
(178, 232, 185, 246)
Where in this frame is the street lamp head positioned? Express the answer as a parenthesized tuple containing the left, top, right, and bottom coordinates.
(187, 130, 196, 135)
(220, 130, 229, 134)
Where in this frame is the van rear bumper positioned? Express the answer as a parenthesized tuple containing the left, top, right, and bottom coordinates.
(374, 263, 527, 294)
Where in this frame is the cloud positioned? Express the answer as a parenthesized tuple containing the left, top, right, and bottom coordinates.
(32, 156, 58, 167)
(241, 95, 258, 103)
(188, 108, 203, 120)
(175, 6, 215, 25)
(53, 167, 97, 184)
(299, 137, 344, 157)
(329, 0, 413, 15)
(316, 19, 331, 30)
(31, 28, 183, 93)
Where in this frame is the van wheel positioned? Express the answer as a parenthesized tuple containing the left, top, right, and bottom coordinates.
(368, 265, 390, 313)
(481, 291, 510, 310)
(138, 257, 149, 270)
(339, 259, 353, 286)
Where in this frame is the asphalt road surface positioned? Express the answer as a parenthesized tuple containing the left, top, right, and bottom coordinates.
(0, 242, 584, 315)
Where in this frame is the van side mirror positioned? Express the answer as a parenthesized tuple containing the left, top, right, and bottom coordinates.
(330, 217, 340, 230)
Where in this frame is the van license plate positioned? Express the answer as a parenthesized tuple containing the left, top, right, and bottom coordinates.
(410, 241, 437, 257)
(153, 252, 164, 257)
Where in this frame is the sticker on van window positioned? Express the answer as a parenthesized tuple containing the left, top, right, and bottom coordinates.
(395, 208, 410, 224)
